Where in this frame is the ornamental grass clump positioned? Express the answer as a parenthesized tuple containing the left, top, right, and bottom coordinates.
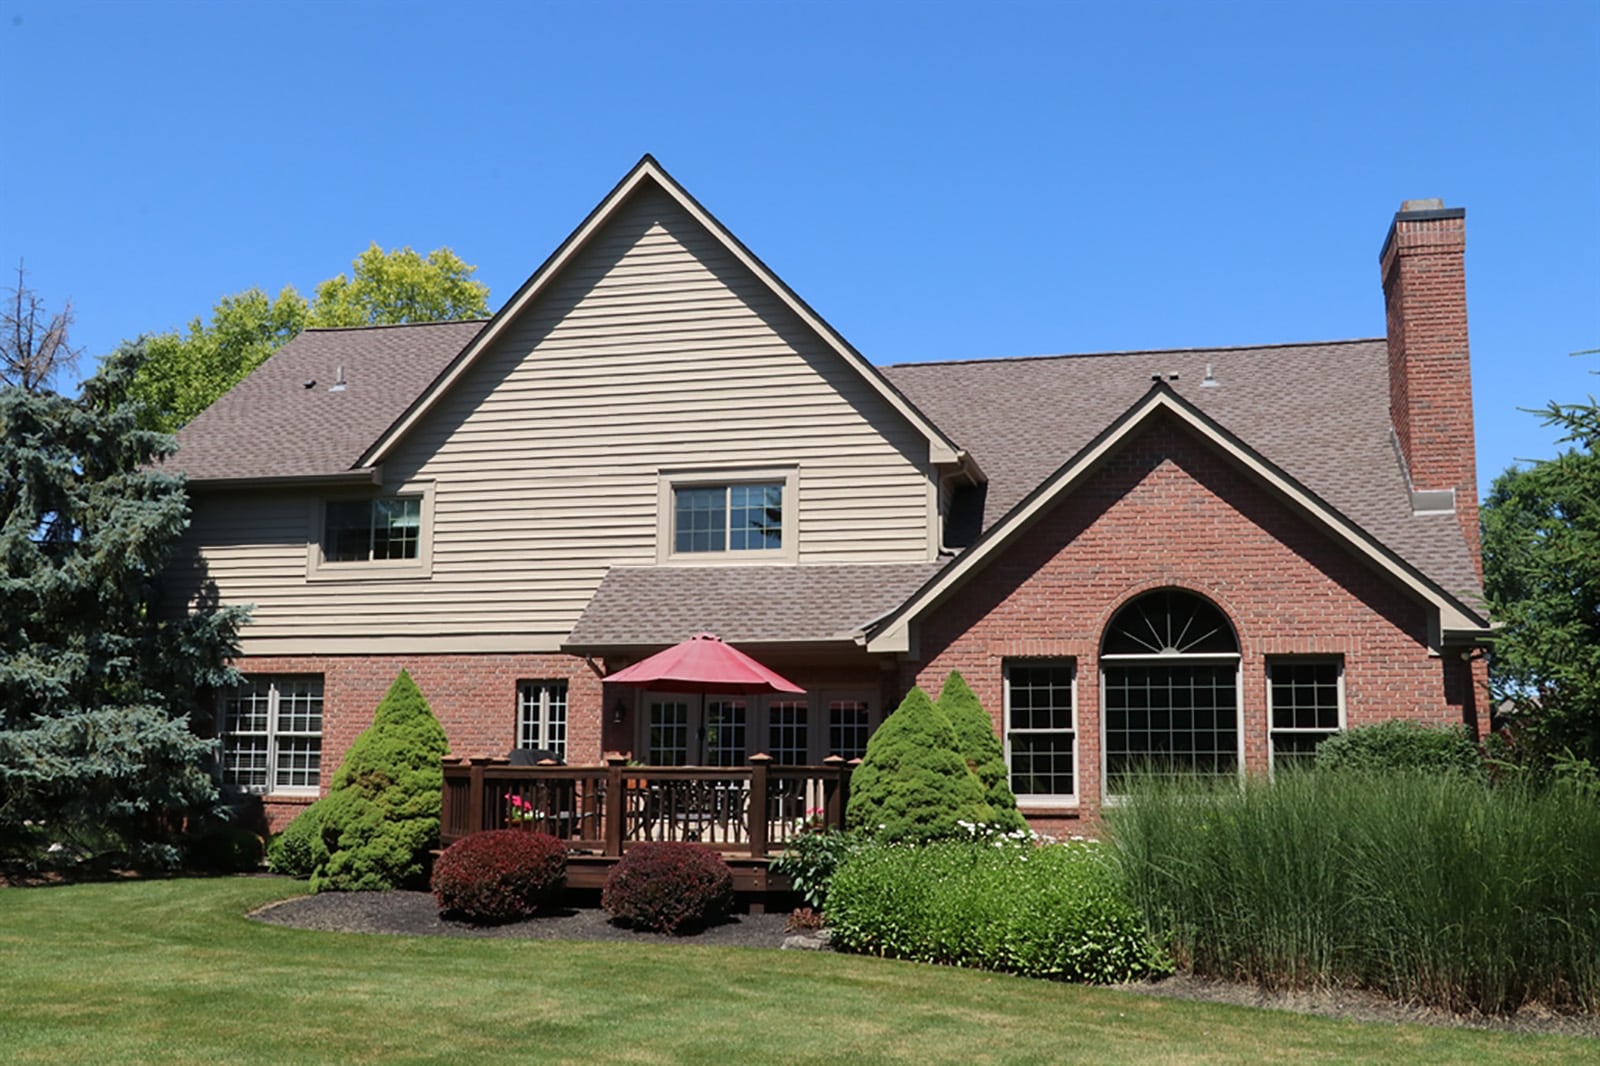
(308, 670, 450, 892)
(846, 687, 992, 843)
(1108, 769, 1600, 1015)
(935, 671, 1028, 833)
(826, 837, 1169, 983)
(431, 830, 568, 924)
(602, 842, 735, 934)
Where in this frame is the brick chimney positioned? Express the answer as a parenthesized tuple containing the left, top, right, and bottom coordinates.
(1379, 199, 1480, 577)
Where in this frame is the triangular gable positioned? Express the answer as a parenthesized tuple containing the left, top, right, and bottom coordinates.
(865, 381, 1492, 654)
(359, 155, 965, 472)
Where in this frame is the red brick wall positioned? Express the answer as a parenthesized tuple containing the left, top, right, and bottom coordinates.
(899, 413, 1486, 833)
(238, 651, 603, 832)
(1381, 208, 1480, 574)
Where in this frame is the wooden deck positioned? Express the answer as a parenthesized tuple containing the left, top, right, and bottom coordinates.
(440, 754, 854, 903)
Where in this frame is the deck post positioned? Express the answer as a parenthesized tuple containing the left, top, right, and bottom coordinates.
(603, 754, 628, 857)
(822, 755, 846, 830)
(467, 756, 493, 836)
(747, 753, 772, 859)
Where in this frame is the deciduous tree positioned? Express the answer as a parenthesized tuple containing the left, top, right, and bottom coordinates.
(2, 263, 81, 392)
(123, 245, 490, 431)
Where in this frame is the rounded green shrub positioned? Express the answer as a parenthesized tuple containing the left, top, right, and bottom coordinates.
(601, 842, 735, 934)
(186, 821, 265, 872)
(431, 829, 568, 924)
(846, 687, 992, 843)
(309, 670, 450, 892)
(935, 671, 1027, 833)
(1314, 720, 1483, 778)
(827, 839, 1169, 983)
(267, 803, 325, 878)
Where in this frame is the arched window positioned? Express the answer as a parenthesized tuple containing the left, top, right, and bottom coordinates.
(1101, 589, 1241, 792)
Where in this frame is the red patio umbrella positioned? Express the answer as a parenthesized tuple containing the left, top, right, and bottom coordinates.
(604, 633, 804, 765)
(603, 632, 804, 695)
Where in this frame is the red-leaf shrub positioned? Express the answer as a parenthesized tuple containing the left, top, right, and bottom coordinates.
(431, 830, 568, 924)
(601, 842, 735, 934)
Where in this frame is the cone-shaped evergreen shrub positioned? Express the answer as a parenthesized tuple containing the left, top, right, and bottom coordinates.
(936, 671, 1027, 832)
(309, 670, 449, 891)
(846, 687, 992, 843)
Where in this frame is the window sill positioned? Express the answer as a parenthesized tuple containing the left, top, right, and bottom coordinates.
(305, 559, 433, 582)
(1017, 802, 1080, 816)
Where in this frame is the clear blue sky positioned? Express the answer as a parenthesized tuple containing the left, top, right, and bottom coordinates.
(3, 0, 1596, 497)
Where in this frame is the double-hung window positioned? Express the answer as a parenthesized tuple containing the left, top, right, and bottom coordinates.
(218, 675, 323, 795)
(1267, 659, 1343, 771)
(1004, 663, 1078, 804)
(516, 681, 568, 759)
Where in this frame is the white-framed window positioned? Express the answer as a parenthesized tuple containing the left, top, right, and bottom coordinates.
(647, 700, 691, 766)
(218, 675, 323, 795)
(634, 692, 874, 764)
(308, 483, 434, 579)
(1004, 662, 1078, 805)
(767, 700, 809, 765)
(516, 680, 568, 758)
(1267, 659, 1344, 772)
(827, 699, 873, 762)
(656, 468, 797, 563)
(705, 700, 748, 766)
(1101, 588, 1242, 795)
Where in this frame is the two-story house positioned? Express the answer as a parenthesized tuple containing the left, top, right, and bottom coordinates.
(164, 157, 1492, 834)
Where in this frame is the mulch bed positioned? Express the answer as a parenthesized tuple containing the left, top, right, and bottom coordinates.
(251, 890, 1598, 1039)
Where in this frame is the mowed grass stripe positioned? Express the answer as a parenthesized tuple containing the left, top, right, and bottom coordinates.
(0, 877, 1589, 1065)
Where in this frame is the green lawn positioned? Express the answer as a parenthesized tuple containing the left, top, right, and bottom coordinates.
(0, 877, 1589, 1065)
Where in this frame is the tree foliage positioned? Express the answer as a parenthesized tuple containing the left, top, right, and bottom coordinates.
(1482, 394, 1600, 766)
(934, 671, 1027, 831)
(123, 245, 490, 431)
(304, 670, 449, 892)
(311, 243, 489, 329)
(0, 345, 248, 864)
(846, 687, 992, 843)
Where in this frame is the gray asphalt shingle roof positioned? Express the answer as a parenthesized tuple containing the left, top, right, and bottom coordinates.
(167, 320, 486, 481)
(564, 564, 946, 648)
(169, 323, 1483, 642)
(881, 339, 1483, 607)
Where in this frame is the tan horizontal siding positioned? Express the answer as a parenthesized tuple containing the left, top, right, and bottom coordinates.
(189, 184, 937, 647)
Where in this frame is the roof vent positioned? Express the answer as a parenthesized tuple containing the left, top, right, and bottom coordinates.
(329, 364, 346, 393)
(1201, 363, 1219, 388)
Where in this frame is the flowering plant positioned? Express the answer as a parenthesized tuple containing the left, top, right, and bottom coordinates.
(506, 794, 541, 826)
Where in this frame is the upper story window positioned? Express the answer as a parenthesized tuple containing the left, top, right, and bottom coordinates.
(675, 483, 783, 553)
(325, 497, 421, 561)
(308, 484, 434, 580)
(658, 468, 797, 563)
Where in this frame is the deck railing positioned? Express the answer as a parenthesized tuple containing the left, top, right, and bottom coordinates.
(440, 753, 854, 859)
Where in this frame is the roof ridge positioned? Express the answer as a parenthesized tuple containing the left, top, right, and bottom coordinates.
(300, 318, 491, 335)
(884, 337, 1385, 369)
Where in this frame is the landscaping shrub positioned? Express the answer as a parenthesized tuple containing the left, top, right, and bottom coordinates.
(826, 838, 1169, 983)
(309, 670, 450, 892)
(1314, 719, 1484, 778)
(185, 821, 265, 872)
(601, 842, 734, 934)
(935, 671, 1027, 833)
(846, 687, 992, 843)
(770, 829, 864, 911)
(1109, 770, 1600, 1014)
(267, 803, 325, 878)
(431, 830, 568, 924)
